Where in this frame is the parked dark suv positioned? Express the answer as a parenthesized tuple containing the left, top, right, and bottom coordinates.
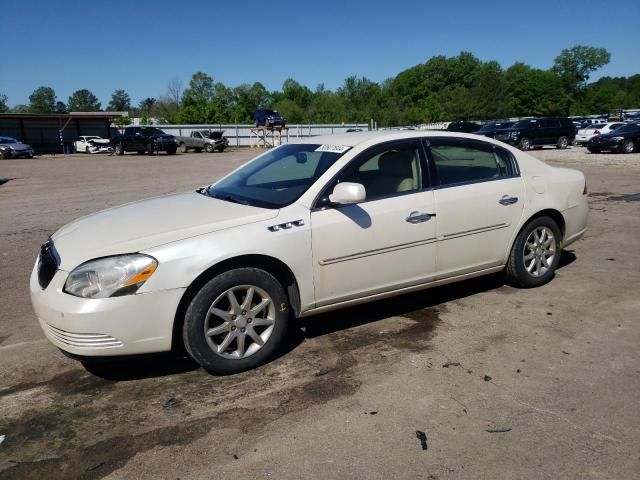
(253, 109, 286, 129)
(494, 117, 575, 150)
(112, 127, 177, 155)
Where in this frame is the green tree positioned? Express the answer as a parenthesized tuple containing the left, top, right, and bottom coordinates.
(107, 89, 131, 111)
(0, 94, 8, 113)
(55, 101, 68, 113)
(437, 85, 475, 120)
(552, 45, 611, 94)
(138, 98, 156, 125)
(11, 104, 30, 113)
(307, 85, 348, 123)
(338, 76, 384, 122)
(552, 45, 611, 113)
(138, 97, 156, 113)
(233, 82, 271, 123)
(505, 63, 568, 116)
(28, 86, 57, 113)
(68, 89, 101, 112)
(468, 61, 509, 119)
(179, 72, 216, 123)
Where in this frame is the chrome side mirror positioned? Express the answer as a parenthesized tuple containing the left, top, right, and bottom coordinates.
(329, 182, 366, 205)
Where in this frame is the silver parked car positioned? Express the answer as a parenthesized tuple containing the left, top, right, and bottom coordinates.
(0, 136, 35, 158)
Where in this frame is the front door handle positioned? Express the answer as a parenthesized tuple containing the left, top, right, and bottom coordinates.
(406, 211, 436, 223)
(499, 195, 518, 206)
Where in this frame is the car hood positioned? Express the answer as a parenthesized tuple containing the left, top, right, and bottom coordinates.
(494, 128, 521, 134)
(51, 192, 279, 270)
(473, 127, 512, 135)
(1, 142, 31, 150)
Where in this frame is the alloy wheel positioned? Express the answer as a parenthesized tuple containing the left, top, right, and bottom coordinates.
(523, 226, 556, 277)
(204, 285, 275, 359)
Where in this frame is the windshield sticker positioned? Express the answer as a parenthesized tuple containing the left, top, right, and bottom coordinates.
(315, 145, 351, 154)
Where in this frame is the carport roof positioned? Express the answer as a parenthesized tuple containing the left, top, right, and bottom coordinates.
(0, 113, 123, 120)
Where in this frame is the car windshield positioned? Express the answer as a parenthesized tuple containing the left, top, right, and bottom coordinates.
(198, 130, 210, 137)
(0, 137, 17, 144)
(203, 143, 350, 209)
(585, 124, 606, 130)
(511, 119, 537, 128)
(610, 123, 640, 134)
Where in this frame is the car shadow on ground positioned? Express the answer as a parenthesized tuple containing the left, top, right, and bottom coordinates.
(83, 250, 576, 381)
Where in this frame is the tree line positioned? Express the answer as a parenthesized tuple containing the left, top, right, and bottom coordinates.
(1, 46, 638, 126)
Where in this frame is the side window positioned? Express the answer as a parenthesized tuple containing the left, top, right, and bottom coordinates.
(430, 141, 515, 186)
(339, 143, 422, 200)
(247, 151, 324, 185)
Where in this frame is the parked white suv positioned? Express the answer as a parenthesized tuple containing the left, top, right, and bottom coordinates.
(31, 131, 588, 374)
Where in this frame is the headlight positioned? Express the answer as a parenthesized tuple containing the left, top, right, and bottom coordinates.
(508, 131, 519, 138)
(64, 254, 158, 299)
(610, 136, 624, 142)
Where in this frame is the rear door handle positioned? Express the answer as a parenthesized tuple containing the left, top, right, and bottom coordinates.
(499, 195, 518, 206)
(406, 211, 436, 223)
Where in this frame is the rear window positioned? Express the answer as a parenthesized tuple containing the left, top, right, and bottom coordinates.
(430, 141, 516, 186)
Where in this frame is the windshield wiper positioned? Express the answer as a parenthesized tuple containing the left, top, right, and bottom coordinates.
(206, 190, 251, 206)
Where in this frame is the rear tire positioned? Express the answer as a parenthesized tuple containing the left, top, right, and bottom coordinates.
(587, 147, 600, 154)
(503, 216, 562, 288)
(147, 143, 155, 156)
(556, 136, 569, 149)
(183, 268, 289, 375)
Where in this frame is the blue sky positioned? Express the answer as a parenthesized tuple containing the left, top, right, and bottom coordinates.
(2, 0, 639, 108)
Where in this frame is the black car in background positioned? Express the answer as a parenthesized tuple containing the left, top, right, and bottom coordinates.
(254, 109, 286, 129)
(494, 117, 575, 150)
(587, 122, 640, 154)
(445, 121, 483, 133)
(472, 121, 515, 138)
(112, 127, 177, 155)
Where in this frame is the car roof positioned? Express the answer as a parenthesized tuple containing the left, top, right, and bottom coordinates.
(292, 130, 510, 147)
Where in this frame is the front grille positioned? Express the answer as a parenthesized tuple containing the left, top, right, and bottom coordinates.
(45, 324, 123, 349)
(37, 240, 59, 290)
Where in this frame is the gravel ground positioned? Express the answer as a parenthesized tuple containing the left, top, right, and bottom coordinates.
(0, 146, 639, 479)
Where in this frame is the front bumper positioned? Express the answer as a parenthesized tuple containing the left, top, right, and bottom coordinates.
(587, 139, 623, 151)
(4, 149, 34, 158)
(494, 135, 518, 145)
(30, 265, 185, 357)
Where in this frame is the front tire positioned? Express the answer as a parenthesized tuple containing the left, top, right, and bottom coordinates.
(518, 137, 531, 151)
(183, 268, 289, 375)
(205, 143, 214, 153)
(146, 143, 155, 156)
(503, 216, 562, 288)
(179, 143, 188, 153)
(115, 143, 124, 156)
(622, 139, 635, 154)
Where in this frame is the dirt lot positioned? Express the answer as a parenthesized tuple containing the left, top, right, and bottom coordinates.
(1, 146, 639, 479)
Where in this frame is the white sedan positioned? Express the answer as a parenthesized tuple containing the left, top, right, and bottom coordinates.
(575, 122, 625, 145)
(31, 131, 588, 374)
(74, 136, 112, 154)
